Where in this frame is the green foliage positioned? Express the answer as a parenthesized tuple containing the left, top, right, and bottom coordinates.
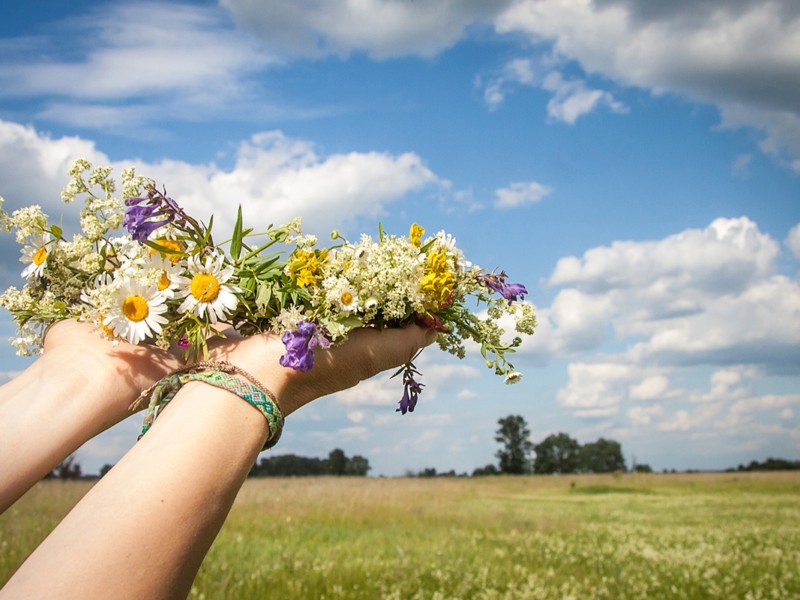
(578, 438, 626, 473)
(738, 457, 800, 471)
(494, 415, 534, 474)
(533, 432, 581, 474)
(249, 449, 370, 477)
(45, 455, 83, 480)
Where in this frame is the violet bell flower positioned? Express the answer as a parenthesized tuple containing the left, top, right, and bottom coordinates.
(483, 272, 527, 304)
(123, 196, 171, 243)
(397, 362, 424, 414)
(279, 321, 330, 372)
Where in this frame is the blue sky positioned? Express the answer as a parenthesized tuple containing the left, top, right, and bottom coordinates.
(0, 0, 798, 476)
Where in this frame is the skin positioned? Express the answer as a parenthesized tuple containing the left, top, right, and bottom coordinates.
(0, 321, 436, 599)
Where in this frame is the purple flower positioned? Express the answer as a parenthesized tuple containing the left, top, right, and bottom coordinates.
(279, 321, 329, 372)
(123, 205, 170, 243)
(123, 196, 172, 243)
(396, 362, 424, 414)
(483, 272, 527, 304)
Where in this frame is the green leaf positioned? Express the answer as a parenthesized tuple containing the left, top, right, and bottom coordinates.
(50, 224, 63, 239)
(256, 282, 273, 311)
(231, 205, 243, 260)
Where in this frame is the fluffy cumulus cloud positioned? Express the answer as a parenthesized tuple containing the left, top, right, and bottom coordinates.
(526, 216, 800, 452)
(494, 0, 800, 169)
(220, 0, 513, 58)
(0, 121, 441, 279)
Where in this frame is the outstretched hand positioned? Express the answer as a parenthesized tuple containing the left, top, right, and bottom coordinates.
(207, 324, 438, 416)
(42, 319, 186, 419)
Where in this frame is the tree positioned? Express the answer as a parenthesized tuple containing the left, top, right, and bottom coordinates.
(579, 438, 626, 473)
(345, 455, 371, 476)
(495, 415, 534, 474)
(327, 448, 348, 475)
(533, 432, 581, 474)
(472, 464, 499, 477)
(47, 455, 83, 480)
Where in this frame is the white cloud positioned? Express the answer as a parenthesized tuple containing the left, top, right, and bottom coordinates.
(495, 0, 800, 169)
(787, 223, 800, 261)
(549, 217, 779, 294)
(221, 0, 513, 59)
(629, 375, 670, 401)
(531, 216, 800, 447)
(628, 404, 663, 426)
(0, 120, 108, 211)
(0, 3, 273, 129)
(0, 123, 442, 243)
(731, 153, 753, 178)
(541, 71, 628, 124)
(557, 361, 633, 409)
(478, 58, 626, 123)
(494, 180, 551, 208)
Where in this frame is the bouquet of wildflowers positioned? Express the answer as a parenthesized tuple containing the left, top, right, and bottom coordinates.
(0, 160, 536, 413)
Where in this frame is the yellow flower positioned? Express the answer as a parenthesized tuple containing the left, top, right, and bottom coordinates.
(421, 248, 455, 310)
(409, 223, 425, 247)
(150, 237, 185, 264)
(289, 248, 328, 288)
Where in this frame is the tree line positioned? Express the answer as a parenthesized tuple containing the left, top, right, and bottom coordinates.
(248, 448, 370, 477)
(475, 414, 626, 476)
(44, 417, 799, 479)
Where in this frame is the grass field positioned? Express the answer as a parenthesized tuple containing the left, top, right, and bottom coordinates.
(1, 472, 798, 599)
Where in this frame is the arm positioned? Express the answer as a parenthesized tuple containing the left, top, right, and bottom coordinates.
(0, 320, 185, 513)
(0, 325, 436, 600)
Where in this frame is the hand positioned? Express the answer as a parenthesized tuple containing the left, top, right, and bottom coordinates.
(207, 324, 438, 416)
(42, 319, 186, 417)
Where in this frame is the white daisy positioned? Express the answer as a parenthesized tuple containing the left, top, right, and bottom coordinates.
(338, 288, 359, 312)
(144, 252, 183, 297)
(173, 253, 239, 324)
(104, 279, 169, 345)
(504, 371, 524, 384)
(20, 233, 52, 279)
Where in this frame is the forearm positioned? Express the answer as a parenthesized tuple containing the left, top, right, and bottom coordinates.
(1, 382, 268, 600)
(0, 334, 181, 513)
(0, 355, 123, 512)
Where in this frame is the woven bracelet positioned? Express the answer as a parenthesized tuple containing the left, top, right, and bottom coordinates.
(130, 361, 284, 450)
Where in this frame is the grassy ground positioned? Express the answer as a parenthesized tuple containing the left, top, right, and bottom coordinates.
(2, 472, 798, 599)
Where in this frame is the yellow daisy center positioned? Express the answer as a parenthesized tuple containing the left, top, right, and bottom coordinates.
(33, 246, 48, 266)
(190, 273, 221, 302)
(158, 270, 171, 291)
(122, 295, 150, 322)
(341, 291, 353, 305)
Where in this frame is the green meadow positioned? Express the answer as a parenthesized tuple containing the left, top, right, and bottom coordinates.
(1, 472, 798, 599)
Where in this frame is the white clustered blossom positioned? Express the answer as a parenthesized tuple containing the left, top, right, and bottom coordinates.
(272, 305, 306, 334)
(10, 206, 48, 243)
(318, 234, 427, 326)
(120, 167, 149, 200)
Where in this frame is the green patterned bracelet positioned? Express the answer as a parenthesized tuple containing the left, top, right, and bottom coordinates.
(131, 361, 284, 450)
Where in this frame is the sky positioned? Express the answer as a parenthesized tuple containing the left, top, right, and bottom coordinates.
(0, 0, 798, 476)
